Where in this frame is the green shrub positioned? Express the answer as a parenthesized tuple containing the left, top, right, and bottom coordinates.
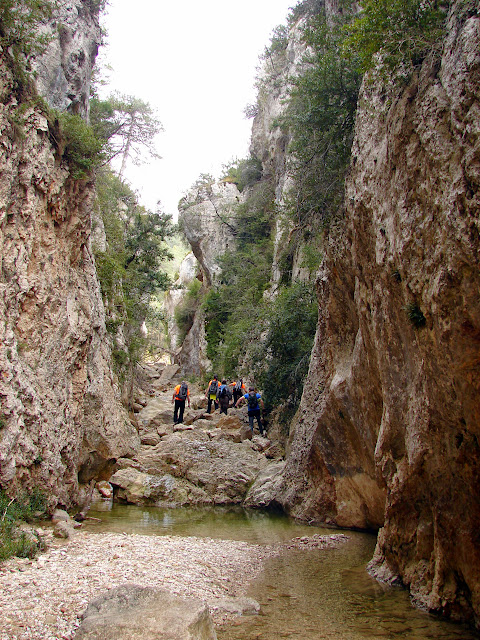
(0, 0, 56, 94)
(281, 5, 361, 229)
(174, 278, 203, 343)
(221, 157, 263, 192)
(58, 113, 104, 179)
(257, 281, 318, 412)
(0, 489, 47, 562)
(343, 0, 449, 74)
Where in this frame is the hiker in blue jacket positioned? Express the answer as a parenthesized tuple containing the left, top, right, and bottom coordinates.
(236, 387, 265, 434)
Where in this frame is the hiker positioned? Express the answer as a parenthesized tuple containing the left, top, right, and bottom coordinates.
(172, 380, 190, 424)
(217, 379, 232, 415)
(231, 378, 246, 405)
(205, 375, 219, 413)
(236, 387, 265, 434)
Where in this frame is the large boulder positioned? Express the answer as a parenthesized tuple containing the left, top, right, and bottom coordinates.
(110, 431, 271, 507)
(74, 585, 217, 640)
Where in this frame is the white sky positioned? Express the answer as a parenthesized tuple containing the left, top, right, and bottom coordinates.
(99, 0, 295, 219)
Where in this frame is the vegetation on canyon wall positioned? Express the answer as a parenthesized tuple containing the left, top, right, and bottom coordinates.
(0, 490, 47, 561)
(0, 0, 174, 394)
(181, 0, 451, 414)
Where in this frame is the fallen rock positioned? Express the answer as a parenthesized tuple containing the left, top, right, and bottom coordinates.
(54, 520, 75, 539)
(156, 364, 181, 386)
(96, 481, 113, 499)
(74, 584, 217, 639)
(244, 461, 286, 509)
(140, 432, 162, 446)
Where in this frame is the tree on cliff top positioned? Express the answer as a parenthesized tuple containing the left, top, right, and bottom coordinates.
(90, 93, 163, 178)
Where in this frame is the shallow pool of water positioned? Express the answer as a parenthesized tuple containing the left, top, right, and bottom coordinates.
(87, 503, 479, 640)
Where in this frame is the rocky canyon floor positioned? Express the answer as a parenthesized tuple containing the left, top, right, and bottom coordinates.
(0, 526, 346, 639)
(0, 366, 346, 639)
(0, 529, 274, 640)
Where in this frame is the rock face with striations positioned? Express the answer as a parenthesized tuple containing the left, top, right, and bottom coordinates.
(272, 0, 480, 625)
(178, 182, 241, 286)
(0, 2, 139, 509)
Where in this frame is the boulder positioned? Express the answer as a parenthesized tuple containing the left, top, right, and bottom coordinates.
(137, 397, 174, 429)
(114, 432, 270, 506)
(96, 481, 113, 499)
(157, 364, 181, 386)
(140, 432, 162, 446)
(74, 584, 217, 639)
(244, 461, 286, 509)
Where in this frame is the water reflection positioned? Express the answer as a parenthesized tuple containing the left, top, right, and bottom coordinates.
(87, 501, 330, 544)
(87, 503, 479, 640)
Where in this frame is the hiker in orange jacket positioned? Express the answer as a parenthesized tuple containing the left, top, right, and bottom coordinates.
(172, 381, 190, 424)
(231, 378, 246, 405)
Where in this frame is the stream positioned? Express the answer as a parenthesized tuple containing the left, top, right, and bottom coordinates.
(87, 503, 479, 640)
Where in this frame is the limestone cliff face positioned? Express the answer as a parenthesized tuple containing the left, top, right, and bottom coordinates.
(175, 183, 241, 375)
(178, 182, 241, 286)
(33, 0, 101, 118)
(0, 4, 139, 509)
(275, 0, 480, 624)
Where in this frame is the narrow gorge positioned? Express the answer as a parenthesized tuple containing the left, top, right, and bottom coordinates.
(0, 0, 479, 637)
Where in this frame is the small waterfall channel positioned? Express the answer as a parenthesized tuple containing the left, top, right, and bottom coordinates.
(87, 504, 479, 640)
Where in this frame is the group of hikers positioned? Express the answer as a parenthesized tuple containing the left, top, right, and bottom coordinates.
(172, 375, 266, 435)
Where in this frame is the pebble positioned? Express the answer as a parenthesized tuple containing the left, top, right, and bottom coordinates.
(0, 531, 274, 640)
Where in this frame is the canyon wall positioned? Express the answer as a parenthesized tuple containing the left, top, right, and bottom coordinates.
(0, 0, 139, 510)
(175, 182, 241, 375)
(273, 0, 480, 625)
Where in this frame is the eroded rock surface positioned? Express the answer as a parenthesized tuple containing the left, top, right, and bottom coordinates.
(275, 0, 480, 624)
(0, 5, 139, 509)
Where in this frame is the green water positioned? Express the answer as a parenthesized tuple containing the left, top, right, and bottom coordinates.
(88, 504, 479, 640)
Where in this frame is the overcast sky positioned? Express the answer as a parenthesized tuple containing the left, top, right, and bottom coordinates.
(98, 0, 295, 218)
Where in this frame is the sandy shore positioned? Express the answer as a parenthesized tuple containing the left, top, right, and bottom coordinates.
(0, 530, 275, 640)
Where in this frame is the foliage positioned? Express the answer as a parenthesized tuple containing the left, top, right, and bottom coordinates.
(90, 93, 163, 177)
(58, 112, 104, 179)
(202, 180, 275, 374)
(257, 281, 318, 412)
(174, 278, 203, 343)
(261, 24, 289, 60)
(343, 0, 449, 74)
(221, 157, 263, 193)
(0, 489, 47, 562)
(94, 169, 174, 372)
(287, 0, 325, 24)
(281, 4, 361, 229)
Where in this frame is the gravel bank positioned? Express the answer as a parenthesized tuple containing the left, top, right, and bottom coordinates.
(0, 531, 275, 640)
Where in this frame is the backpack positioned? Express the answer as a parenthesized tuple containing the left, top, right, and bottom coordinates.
(209, 380, 218, 395)
(234, 380, 242, 392)
(247, 392, 258, 410)
(219, 385, 231, 399)
(178, 382, 188, 401)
